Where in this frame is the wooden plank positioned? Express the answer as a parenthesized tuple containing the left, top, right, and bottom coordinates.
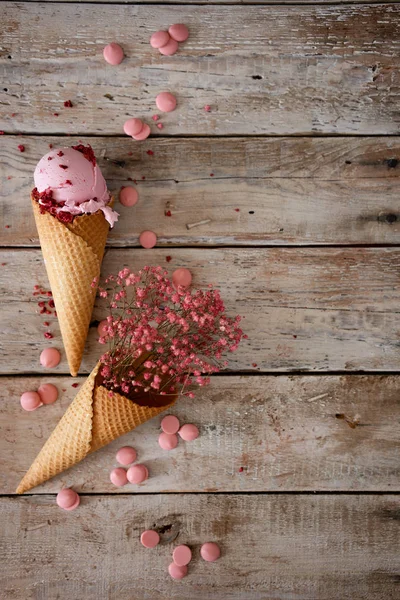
(1, 135, 400, 247)
(0, 494, 399, 599)
(29, 0, 400, 4)
(0, 247, 399, 374)
(3, 374, 400, 494)
(2, 3, 400, 135)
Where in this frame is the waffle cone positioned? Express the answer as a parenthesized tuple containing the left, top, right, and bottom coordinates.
(16, 362, 175, 493)
(31, 195, 112, 376)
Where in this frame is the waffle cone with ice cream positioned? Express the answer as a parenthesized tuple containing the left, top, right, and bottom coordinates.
(31, 144, 119, 376)
(16, 362, 175, 493)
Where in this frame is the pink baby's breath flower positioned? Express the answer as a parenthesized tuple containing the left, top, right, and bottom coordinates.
(95, 266, 244, 399)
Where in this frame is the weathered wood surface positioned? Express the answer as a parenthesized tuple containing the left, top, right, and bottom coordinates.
(0, 247, 399, 374)
(32, 0, 400, 4)
(1, 135, 400, 247)
(3, 374, 400, 494)
(2, 4, 400, 135)
(1, 494, 399, 600)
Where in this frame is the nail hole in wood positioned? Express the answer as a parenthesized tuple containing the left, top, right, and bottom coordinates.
(345, 160, 352, 165)
(252, 75, 263, 80)
(385, 158, 398, 169)
(385, 214, 397, 224)
(249, 211, 255, 214)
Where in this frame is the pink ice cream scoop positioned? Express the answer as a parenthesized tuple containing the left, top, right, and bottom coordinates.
(33, 145, 119, 227)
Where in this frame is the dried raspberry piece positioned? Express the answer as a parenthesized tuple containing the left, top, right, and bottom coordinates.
(57, 151, 64, 157)
(166, 256, 172, 262)
(59, 164, 68, 170)
(64, 100, 73, 107)
(18, 144, 25, 152)
(165, 210, 172, 217)
(146, 150, 154, 156)
(72, 144, 96, 166)
(65, 179, 72, 185)
(44, 332, 53, 339)
(71, 383, 79, 388)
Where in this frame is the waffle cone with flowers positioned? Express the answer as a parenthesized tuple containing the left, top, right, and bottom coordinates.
(17, 266, 244, 493)
(16, 361, 175, 493)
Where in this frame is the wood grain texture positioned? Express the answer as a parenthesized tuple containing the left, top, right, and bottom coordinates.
(2, 3, 400, 135)
(1, 135, 400, 247)
(3, 374, 400, 494)
(0, 247, 399, 374)
(1, 494, 399, 600)
(29, 0, 400, 4)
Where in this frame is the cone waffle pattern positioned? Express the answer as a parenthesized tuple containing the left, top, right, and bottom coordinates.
(31, 196, 110, 376)
(16, 363, 175, 493)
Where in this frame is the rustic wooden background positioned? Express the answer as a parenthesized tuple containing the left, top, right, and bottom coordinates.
(1, 1, 399, 599)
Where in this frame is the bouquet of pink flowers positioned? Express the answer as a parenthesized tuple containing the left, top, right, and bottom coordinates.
(17, 266, 244, 493)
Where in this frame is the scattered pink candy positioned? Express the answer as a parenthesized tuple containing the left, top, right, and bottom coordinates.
(110, 467, 128, 487)
(97, 319, 108, 337)
(152, 114, 160, 121)
(141, 530, 160, 548)
(124, 118, 144, 137)
(156, 123, 163, 130)
(127, 464, 148, 484)
(178, 424, 199, 441)
(200, 542, 221, 562)
(40, 348, 61, 368)
(172, 268, 192, 288)
(159, 38, 179, 56)
(173, 545, 192, 566)
(20, 391, 42, 412)
(168, 563, 188, 580)
(204, 105, 211, 112)
(156, 92, 177, 113)
(139, 230, 157, 249)
(161, 415, 180, 435)
(119, 186, 138, 207)
(56, 488, 80, 511)
(158, 432, 178, 450)
(37, 383, 58, 405)
(133, 123, 151, 141)
(169, 24, 189, 43)
(116, 446, 137, 466)
(150, 31, 170, 49)
(103, 43, 124, 65)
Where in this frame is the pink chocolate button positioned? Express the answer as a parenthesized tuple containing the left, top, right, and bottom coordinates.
(178, 424, 199, 441)
(168, 563, 188, 580)
(119, 186, 138, 207)
(103, 43, 124, 66)
(139, 230, 157, 249)
(200, 542, 221, 562)
(20, 391, 42, 412)
(172, 268, 192, 288)
(133, 123, 151, 141)
(156, 92, 177, 113)
(161, 415, 180, 435)
(110, 467, 128, 487)
(150, 31, 170, 49)
(123, 118, 144, 137)
(173, 545, 192, 566)
(56, 488, 80, 511)
(158, 432, 178, 450)
(116, 446, 137, 466)
(37, 383, 58, 405)
(159, 38, 179, 56)
(141, 530, 160, 548)
(97, 319, 108, 337)
(40, 348, 61, 368)
(127, 464, 148, 484)
(168, 24, 189, 43)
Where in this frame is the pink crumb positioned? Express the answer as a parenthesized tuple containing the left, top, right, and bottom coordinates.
(204, 105, 211, 112)
(44, 332, 53, 339)
(18, 145, 25, 152)
(152, 115, 160, 121)
(156, 123, 163, 130)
